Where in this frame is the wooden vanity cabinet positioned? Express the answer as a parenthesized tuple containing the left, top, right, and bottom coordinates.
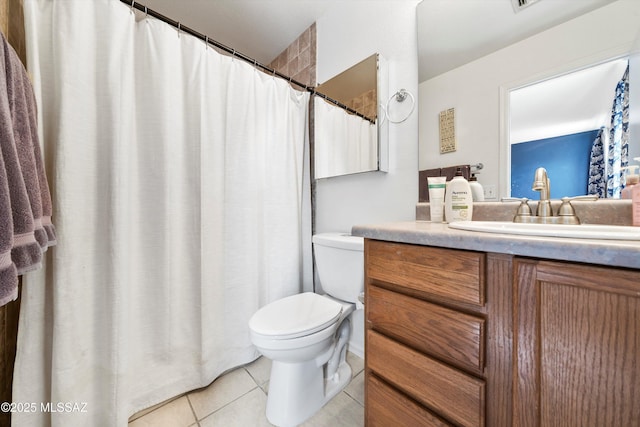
(364, 239, 513, 427)
(364, 238, 640, 427)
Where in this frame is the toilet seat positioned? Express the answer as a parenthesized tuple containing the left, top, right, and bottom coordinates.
(249, 292, 343, 340)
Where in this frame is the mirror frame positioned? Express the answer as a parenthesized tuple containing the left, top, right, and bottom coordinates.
(498, 46, 632, 198)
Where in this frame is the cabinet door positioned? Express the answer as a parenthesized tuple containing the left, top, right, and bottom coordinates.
(514, 260, 640, 427)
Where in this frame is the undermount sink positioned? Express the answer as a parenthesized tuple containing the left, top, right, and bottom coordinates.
(447, 221, 640, 241)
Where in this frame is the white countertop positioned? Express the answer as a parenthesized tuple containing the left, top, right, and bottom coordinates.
(352, 221, 640, 270)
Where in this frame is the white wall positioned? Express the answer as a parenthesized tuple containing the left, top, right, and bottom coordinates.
(315, 1, 420, 234)
(419, 0, 640, 199)
(315, 1, 419, 359)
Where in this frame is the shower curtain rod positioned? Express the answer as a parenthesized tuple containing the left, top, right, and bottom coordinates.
(122, 0, 376, 125)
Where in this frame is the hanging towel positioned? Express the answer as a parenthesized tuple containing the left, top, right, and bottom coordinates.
(0, 151, 17, 306)
(0, 35, 42, 274)
(0, 31, 56, 304)
(24, 71, 56, 248)
(8, 44, 56, 251)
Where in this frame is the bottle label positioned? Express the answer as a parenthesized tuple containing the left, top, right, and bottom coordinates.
(448, 191, 472, 220)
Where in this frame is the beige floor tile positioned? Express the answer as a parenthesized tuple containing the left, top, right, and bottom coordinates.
(129, 395, 184, 422)
(244, 356, 272, 387)
(345, 370, 365, 406)
(128, 395, 196, 427)
(347, 352, 364, 377)
(130, 352, 365, 426)
(301, 392, 364, 427)
(187, 368, 259, 420)
(199, 387, 273, 427)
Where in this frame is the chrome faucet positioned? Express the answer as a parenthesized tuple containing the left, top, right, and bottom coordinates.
(503, 167, 598, 224)
(532, 167, 553, 217)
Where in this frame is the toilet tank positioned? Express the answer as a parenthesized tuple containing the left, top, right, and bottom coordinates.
(312, 233, 364, 303)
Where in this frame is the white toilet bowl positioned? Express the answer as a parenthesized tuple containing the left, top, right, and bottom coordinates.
(249, 292, 355, 426)
(248, 233, 364, 427)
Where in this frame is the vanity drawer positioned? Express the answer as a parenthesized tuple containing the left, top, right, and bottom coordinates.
(367, 330, 485, 427)
(366, 240, 485, 307)
(367, 374, 453, 427)
(367, 285, 485, 374)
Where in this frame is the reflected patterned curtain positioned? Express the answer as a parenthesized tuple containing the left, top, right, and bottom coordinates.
(587, 64, 629, 198)
(607, 65, 630, 198)
(588, 127, 606, 197)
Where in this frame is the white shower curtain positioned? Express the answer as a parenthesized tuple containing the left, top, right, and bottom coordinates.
(314, 96, 377, 178)
(14, 1, 311, 425)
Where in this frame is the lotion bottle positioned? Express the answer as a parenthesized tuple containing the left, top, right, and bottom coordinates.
(445, 168, 473, 222)
(427, 176, 447, 222)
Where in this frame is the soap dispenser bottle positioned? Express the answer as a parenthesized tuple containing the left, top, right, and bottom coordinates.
(445, 167, 473, 222)
(469, 173, 485, 202)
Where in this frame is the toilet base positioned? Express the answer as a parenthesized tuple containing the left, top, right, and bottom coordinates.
(265, 359, 352, 427)
(324, 360, 352, 404)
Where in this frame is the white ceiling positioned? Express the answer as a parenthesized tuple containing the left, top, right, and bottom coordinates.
(510, 58, 629, 144)
(417, 0, 617, 81)
(139, 0, 338, 65)
(139, 0, 617, 83)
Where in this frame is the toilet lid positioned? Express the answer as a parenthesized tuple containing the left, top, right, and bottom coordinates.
(249, 292, 343, 339)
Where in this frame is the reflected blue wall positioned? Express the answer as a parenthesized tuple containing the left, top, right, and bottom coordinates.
(511, 129, 600, 199)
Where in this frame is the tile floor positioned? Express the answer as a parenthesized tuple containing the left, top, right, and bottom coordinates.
(128, 352, 365, 427)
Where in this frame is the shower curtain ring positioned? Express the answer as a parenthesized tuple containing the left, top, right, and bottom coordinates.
(205, 36, 209, 49)
(130, 0, 135, 13)
(144, 6, 148, 18)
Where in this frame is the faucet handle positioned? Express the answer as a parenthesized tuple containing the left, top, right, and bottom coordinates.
(558, 195, 598, 215)
(557, 195, 598, 223)
(557, 197, 577, 217)
(501, 197, 532, 220)
(501, 196, 529, 203)
(562, 195, 599, 202)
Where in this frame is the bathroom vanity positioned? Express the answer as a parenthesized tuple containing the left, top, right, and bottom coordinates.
(353, 221, 640, 427)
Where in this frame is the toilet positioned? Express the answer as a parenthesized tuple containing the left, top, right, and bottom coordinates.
(248, 232, 364, 427)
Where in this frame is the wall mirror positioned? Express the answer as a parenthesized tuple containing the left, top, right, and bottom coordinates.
(506, 57, 633, 199)
(417, 1, 640, 201)
(314, 53, 388, 179)
(497, 16, 640, 200)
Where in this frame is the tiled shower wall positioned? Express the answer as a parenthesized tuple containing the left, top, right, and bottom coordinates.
(268, 23, 316, 88)
(347, 88, 376, 121)
(268, 23, 317, 234)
